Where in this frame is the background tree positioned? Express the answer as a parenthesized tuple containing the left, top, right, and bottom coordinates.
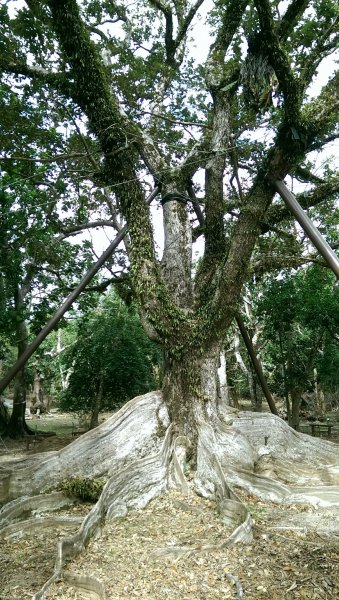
(59, 293, 161, 428)
(0, 72, 131, 436)
(256, 265, 339, 428)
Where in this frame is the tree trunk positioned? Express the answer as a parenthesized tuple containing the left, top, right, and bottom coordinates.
(217, 350, 229, 417)
(284, 330, 293, 424)
(252, 369, 263, 411)
(234, 331, 255, 405)
(162, 346, 222, 460)
(31, 372, 45, 415)
(5, 287, 32, 438)
(0, 399, 9, 431)
(290, 387, 302, 431)
(89, 374, 104, 430)
(314, 367, 325, 418)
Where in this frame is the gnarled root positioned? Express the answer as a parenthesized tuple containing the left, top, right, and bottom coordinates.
(1, 393, 339, 598)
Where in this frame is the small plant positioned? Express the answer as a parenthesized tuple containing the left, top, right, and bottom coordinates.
(58, 476, 106, 502)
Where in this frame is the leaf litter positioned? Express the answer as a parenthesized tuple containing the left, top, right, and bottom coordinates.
(0, 487, 338, 599)
(44, 490, 338, 599)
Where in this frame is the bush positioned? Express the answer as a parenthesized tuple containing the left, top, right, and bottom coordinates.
(58, 476, 106, 502)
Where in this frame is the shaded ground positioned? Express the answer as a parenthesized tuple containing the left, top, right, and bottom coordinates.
(0, 411, 109, 459)
(46, 491, 339, 600)
(0, 503, 90, 600)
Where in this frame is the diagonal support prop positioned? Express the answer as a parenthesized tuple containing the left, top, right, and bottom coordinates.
(273, 178, 339, 278)
(235, 315, 278, 416)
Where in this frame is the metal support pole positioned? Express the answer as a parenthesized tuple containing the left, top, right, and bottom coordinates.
(235, 315, 279, 416)
(0, 187, 160, 395)
(273, 179, 339, 279)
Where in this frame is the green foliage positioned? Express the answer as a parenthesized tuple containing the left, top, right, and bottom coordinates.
(59, 292, 162, 414)
(256, 266, 338, 396)
(58, 476, 106, 502)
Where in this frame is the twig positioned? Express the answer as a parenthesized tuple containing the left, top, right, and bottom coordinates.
(225, 572, 244, 598)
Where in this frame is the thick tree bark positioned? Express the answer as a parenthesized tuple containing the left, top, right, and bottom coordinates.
(217, 350, 229, 415)
(161, 193, 193, 310)
(162, 345, 223, 458)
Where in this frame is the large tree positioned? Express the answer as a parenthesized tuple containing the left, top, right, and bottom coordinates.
(0, 2, 339, 594)
(4, 0, 337, 443)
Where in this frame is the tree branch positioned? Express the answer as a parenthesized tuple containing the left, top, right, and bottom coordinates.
(0, 153, 91, 163)
(308, 133, 339, 152)
(205, 0, 248, 90)
(140, 110, 210, 129)
(277, 0, 310, 40)
(0, 59, 72, 95)
(293, 166, 325, 185)
(58, 220, 117, 240)
(262, 177, 339, 231)
(44, 0, 194, 344)
(176, 0, 206, 48)
(301, 18, 339, 90)
(148, 0, 175, 65)
(253, 0, 301, 124)
(304, 73, 339, 143)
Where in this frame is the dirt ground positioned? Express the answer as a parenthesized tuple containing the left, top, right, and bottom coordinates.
(0, 413, 338, 599)
(1, 488, 338, 600)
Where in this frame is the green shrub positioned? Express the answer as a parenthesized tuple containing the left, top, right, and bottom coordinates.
(58, 476, 106, 502)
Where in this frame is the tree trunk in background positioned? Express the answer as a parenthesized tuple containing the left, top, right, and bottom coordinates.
(31, 372, 45, 415)
(279, 331, 290, 422)
(6, 287, 31, 438)
(314, 368, 325, 418)
(291, 388, 302, 431)
(252, 369, 263, 412)
(0, 400, 9, 432)
(89, 374, 104, 430)
(286, 331, 294, 426)
(234, 331, 255, 406)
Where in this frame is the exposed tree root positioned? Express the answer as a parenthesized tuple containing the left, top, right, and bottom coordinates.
(1, 392, 338, 598)
(0, 392, 166, 503)
(30, 425, 172, 599)
(0, 515, 83, 541)
(62, 572, 107, 600)
(0, 492, 75, 526)
(225, 572, 243, 599)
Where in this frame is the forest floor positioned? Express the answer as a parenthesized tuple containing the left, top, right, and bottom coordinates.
(0, 411, 338, 600)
